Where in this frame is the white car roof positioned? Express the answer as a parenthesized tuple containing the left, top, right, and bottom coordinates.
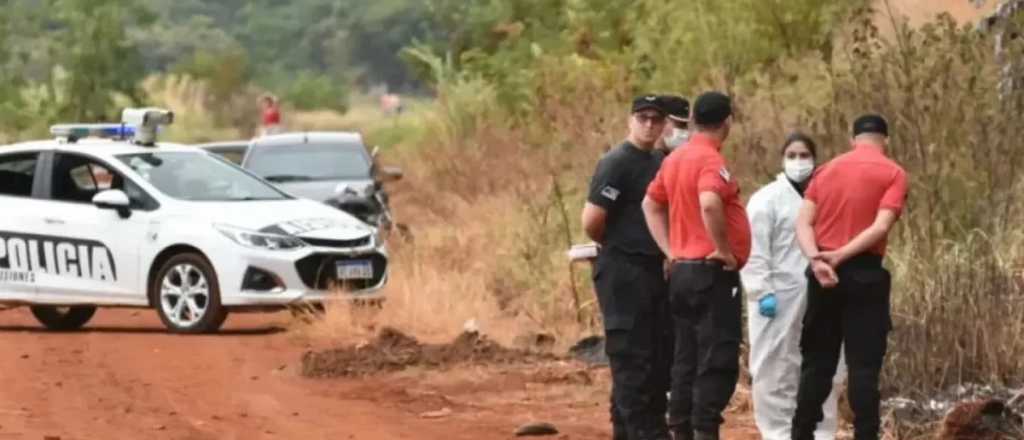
(2, 138, 203, 157)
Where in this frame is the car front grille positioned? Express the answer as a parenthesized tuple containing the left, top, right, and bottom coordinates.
(300, 236, 372, 248)
(294, 252, 387, 291)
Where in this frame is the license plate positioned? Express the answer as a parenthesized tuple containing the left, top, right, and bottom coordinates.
(336, 260, 374, 280)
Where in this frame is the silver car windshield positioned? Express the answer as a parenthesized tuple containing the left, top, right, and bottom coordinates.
(245, 143, 371, 182)
(116, 151, 288, 201)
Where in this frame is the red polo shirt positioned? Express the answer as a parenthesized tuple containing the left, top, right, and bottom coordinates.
(805, 143, 908, 256)
(646, 133, 752, 267)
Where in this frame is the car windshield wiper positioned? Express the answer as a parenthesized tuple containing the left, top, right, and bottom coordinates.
(264, 174, 313, 183)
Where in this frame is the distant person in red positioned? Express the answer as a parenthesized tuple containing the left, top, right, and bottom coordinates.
(260, 94, 282, 136)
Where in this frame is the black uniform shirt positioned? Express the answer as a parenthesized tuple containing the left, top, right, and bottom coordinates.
(587, 141, 666, 257)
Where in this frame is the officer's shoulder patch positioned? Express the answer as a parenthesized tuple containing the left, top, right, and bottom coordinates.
(601, 185, 620, 201)
(719, 167, 731, 182)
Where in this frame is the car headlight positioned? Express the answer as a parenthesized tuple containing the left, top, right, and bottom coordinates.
(214, 224, 306, 251)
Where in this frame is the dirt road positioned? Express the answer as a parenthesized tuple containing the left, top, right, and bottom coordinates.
(0, 309, 758, 440)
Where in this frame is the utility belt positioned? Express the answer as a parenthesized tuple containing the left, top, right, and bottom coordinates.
(670, 258, 725, 267)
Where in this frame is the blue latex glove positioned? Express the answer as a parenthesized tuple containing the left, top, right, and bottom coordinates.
(758, 294, 777, 318)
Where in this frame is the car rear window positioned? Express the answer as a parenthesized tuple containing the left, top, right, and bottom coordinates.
(245, 143, 370, 181)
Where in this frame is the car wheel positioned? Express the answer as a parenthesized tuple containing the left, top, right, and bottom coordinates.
(151, 253, 228, 333)
(30, 305, 97, 331)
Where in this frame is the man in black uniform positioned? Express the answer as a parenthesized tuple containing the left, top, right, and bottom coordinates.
(582, 95, 673, 440)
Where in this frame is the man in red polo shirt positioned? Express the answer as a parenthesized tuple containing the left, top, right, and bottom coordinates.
(790, 114, 908, 440)
(642, 91, 751, 440)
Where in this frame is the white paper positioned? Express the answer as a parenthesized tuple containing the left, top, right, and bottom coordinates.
(567, 243, 600, 261)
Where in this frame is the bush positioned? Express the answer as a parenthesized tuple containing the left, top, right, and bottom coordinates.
(292, 7, 1024, 424)
(282, 71, 350, 113)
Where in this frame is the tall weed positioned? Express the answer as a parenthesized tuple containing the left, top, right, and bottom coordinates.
(308, 3, 1024, 407)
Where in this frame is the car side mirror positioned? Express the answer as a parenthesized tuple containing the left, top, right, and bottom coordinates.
(92, 189, 132, 218)
(378, 166, 403, 183)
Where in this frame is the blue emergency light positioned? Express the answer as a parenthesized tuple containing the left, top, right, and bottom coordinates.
(50, 123, 136, 140)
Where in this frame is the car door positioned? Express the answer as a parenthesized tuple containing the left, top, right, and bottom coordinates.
(0, 151, 46, 302)
(32, 151, 157, 304)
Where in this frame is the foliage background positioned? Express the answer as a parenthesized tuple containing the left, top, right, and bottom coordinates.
(1, 2, 1022, 434)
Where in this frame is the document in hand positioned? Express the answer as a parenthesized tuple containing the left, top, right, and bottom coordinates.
(567, 242, 600, 262)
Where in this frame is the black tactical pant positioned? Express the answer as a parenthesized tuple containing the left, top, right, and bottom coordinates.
(592, 251, 673, 440)
(792, 254, 891, 440)
(666, 260, 742, 438)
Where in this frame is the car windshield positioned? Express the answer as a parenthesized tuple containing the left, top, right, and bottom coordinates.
(245, 143, 371, 182)
(115, 151, 288, 201)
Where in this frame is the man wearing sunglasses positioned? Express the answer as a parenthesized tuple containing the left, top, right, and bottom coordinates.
(582, 95, 674, 440)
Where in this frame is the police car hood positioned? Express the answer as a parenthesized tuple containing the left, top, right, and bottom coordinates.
(197, 199, 374, 240)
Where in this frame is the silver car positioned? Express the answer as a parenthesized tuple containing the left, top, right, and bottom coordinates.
(197, 132, 403, 233)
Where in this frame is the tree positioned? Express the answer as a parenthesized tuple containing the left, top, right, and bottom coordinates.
(47, 0, 155, 122)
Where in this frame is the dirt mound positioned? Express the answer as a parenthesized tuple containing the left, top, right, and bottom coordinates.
(301, 327, 555, 378)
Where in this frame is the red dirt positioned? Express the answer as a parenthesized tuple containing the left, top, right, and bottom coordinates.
(0, 309, 760, 439)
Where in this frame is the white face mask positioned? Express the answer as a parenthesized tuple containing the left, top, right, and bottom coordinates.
(784, 158, 814, 182)
(664, 128, 690, 149)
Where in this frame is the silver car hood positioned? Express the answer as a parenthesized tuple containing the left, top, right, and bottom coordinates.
(274, 178, 376, 201)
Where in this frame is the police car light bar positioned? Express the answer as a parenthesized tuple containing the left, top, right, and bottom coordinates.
(50, 123, 136, 141)
(49, 107, 174, 146)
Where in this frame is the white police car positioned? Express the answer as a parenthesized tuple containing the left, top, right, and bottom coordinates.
(0, 108, 388, 333)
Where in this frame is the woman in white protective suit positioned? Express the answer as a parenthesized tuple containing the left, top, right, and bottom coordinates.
(740, 133, 846, 440)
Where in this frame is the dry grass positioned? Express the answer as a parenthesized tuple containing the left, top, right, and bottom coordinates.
(292, 10, 1024, 440)
(141, 74, 248, 143)
(292, 170, 592, 350)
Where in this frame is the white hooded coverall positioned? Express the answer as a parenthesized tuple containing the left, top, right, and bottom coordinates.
(740, 173, 846, 440)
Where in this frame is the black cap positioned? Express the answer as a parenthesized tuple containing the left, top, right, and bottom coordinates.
(632, 94, 665, 114)
(852, 114, 889, 137)
(693, 91, 732, 126)
(660, 95, 690, 122)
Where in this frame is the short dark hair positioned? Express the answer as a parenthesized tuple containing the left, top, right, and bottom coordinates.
(852, 114, 888, 137)
(781, 132, 818, 158)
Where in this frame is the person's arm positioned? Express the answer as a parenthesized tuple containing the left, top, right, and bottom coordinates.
(820, 169, 907, 266)
(797, 199, 839, 287)
(796, 199, 821, 259)
(644, 164, 672, 258)
(821, 210, 898, 266)
(696, 160, 736, 269)
(699, 191, 737, 269)
(582, 154, 621, 244)
(642, 196, 672, 258)
(740, 192, 775, 300)
(582, 203, 609, 243)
